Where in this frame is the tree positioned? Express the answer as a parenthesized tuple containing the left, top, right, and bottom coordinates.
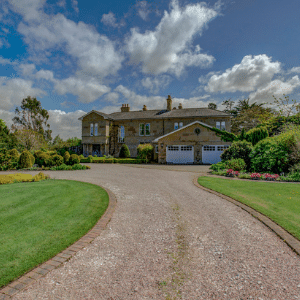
(222, 99, 235, 114)
(0, 119, 17, 150)
(208, 103, 217, 110)
(272, 94, 299, 118)
(13, 128, 47, 151)
(12, 96, 52, 141)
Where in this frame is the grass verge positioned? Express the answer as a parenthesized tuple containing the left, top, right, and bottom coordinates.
(197, 177, 300, 241)
(0, 179, 109, 288)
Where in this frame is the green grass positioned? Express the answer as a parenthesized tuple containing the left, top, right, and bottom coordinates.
(0, 180, 109, 288)
(198, 177, 300, 241)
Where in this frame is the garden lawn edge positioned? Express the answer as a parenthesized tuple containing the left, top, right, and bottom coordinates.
(0, 181, 117, 299)
(193, 176, 300, 256)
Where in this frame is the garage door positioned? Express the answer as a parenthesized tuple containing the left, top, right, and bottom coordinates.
(202, 145, 229, 164)
(166, 145, 194, 164)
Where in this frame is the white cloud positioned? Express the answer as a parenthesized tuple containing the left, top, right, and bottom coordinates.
(205, 54, 281, 93)
(54, 77, 110, 103)
(125, 0, 218, 76)
(19, 63, 36, 77)
(17, 12, 124, 79)
(57, 0, 66, 8)
(0, 56, 16, 65)
(104, 92, 120, 104)
(249, 76, 300, 103)
(137, 1, 150, 20)
(48, 109, 85, 139)
(8, 0, 46, 22)
(141, 75, 172, 93)
(0, 109, 14, 128)
(35, 69, 54, 81)
(101, 12, 120, 28)
(0, 77, 46, 110)
(289, 66, 300, 73)
(71, 0, 79, 13)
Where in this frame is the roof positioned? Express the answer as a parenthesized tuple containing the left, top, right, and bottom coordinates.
(79, 107, 231, 121)
(108, 108, 230, 120)
(78, 110, 113, 121)
(153, 121, 213, 142)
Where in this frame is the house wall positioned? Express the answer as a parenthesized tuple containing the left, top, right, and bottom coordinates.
(81, 112, 231, 158)
(156, 123, 231, 164)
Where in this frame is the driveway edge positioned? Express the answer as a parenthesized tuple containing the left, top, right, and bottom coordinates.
(0, 183, 117, 299)
(193, 176, 300, 256)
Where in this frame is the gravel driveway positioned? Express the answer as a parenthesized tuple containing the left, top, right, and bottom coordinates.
(7, 164, 300, 299)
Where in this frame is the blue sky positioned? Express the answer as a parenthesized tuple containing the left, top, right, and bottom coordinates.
(1, 0, 300, 139)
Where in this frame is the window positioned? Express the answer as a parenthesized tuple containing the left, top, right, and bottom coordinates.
(139, 123, 144, 136)
(203, 145, 216, 151)
(216, 121, 226, 130)
(94, 123, 98, 136)
(174, 122, 178, 130)
(155, 145, 158, 153)
(118, 126, 125, 143)
(90, 123, 94, 136)
(168, 146, 179, 151)
(217, 145, 229, 151)
(179, 122, 183, 128)
(181, 146, 192, 151)
(145, 123, 150, 136)
(139, 123, 150, 136)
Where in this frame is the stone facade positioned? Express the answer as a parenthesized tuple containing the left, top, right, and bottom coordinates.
(79, 96, 232, 163)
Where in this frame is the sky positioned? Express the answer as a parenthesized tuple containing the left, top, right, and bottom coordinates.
(1, 0, 300, 139)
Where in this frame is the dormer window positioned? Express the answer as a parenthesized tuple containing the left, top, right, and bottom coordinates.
(174, 122, 178, 130)
(179, 122, 183, 128)
(216, 121, 226, 130)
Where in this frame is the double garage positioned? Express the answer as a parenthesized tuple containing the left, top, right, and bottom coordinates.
(166, 144, 229, 165)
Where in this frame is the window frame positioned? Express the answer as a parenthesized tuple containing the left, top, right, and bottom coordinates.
(90, 123, 94, 136)
(139, 123, 145, 136)
(179, 122, 183, 129)
(94, 123, 98, 136)
(145, 123, 150, 136)
(174, 122, 179, 130)
(118, 125, 125, 143)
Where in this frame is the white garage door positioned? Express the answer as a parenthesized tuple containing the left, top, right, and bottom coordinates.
(202, 145, 229, 164)
(166, 145, 194, 164)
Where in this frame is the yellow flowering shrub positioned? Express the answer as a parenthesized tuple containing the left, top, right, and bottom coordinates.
(0, 172, 49, 185)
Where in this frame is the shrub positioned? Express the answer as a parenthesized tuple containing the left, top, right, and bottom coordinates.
(246, 127, 268, 145)
(137, 144, 153, 162)
(18, 151, 34, 169)
(68, 154, 80, 165)
(63, 151, 70, 164)
(52, 154, 64, 166)
(211, 170, 227, 176)
(32, 172, 49, 182)
(221, 141, 253, 170)
(224, 158, 246, 171)
(119, 144, 131, 158)
(289, 162, 300, 173)
(238, 173, 252, 179)
(210, 161, 227, 171)
(8, 149, 19, 161)
(0, 149, 17, 170)
(93, 154, 98, 158)
(35, 152, 52, 167)
(280, 172, 300, 182)
(79, 154, 84, 161)
(250, 130, 300, 173)
(226, 169, 239, 177)
(250, 173, 262, 180)
(71, 164, 88, 170)
(87, 155, 93, 163)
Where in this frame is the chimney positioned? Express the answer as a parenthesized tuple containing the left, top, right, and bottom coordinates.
(121, 103, 130, 112)
(166, 95, 172, 111)
(173, 107, 176, 110)
(178, 103, 183, 109)
(143, 105, 147, 111)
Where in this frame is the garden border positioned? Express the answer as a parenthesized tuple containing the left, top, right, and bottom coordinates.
(0, 181, 117, 299)
(193, 176, 300, 256)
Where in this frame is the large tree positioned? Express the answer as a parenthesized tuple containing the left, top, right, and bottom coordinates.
(0, 119, 17, 150)
(12, 96, 52, 141)
(222, 98, 275, 134)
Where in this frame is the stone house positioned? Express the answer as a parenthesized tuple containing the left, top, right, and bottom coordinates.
(79, 95, 232, 164)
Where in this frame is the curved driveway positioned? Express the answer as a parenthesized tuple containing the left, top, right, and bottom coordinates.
(10, 164, 300, 299)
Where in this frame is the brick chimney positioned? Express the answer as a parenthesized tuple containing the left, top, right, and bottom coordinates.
(121, 103, 130, 112)
(143, 105, 147, 111)
(178, 103, 183, 109)
(166, 95, 172, 111)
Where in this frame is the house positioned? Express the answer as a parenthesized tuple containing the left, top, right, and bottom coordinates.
(78, 95, 232, 164)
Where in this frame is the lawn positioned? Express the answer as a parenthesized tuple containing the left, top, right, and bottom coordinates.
(197, 177, 300, 241)
(0, 180, 109, 288)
